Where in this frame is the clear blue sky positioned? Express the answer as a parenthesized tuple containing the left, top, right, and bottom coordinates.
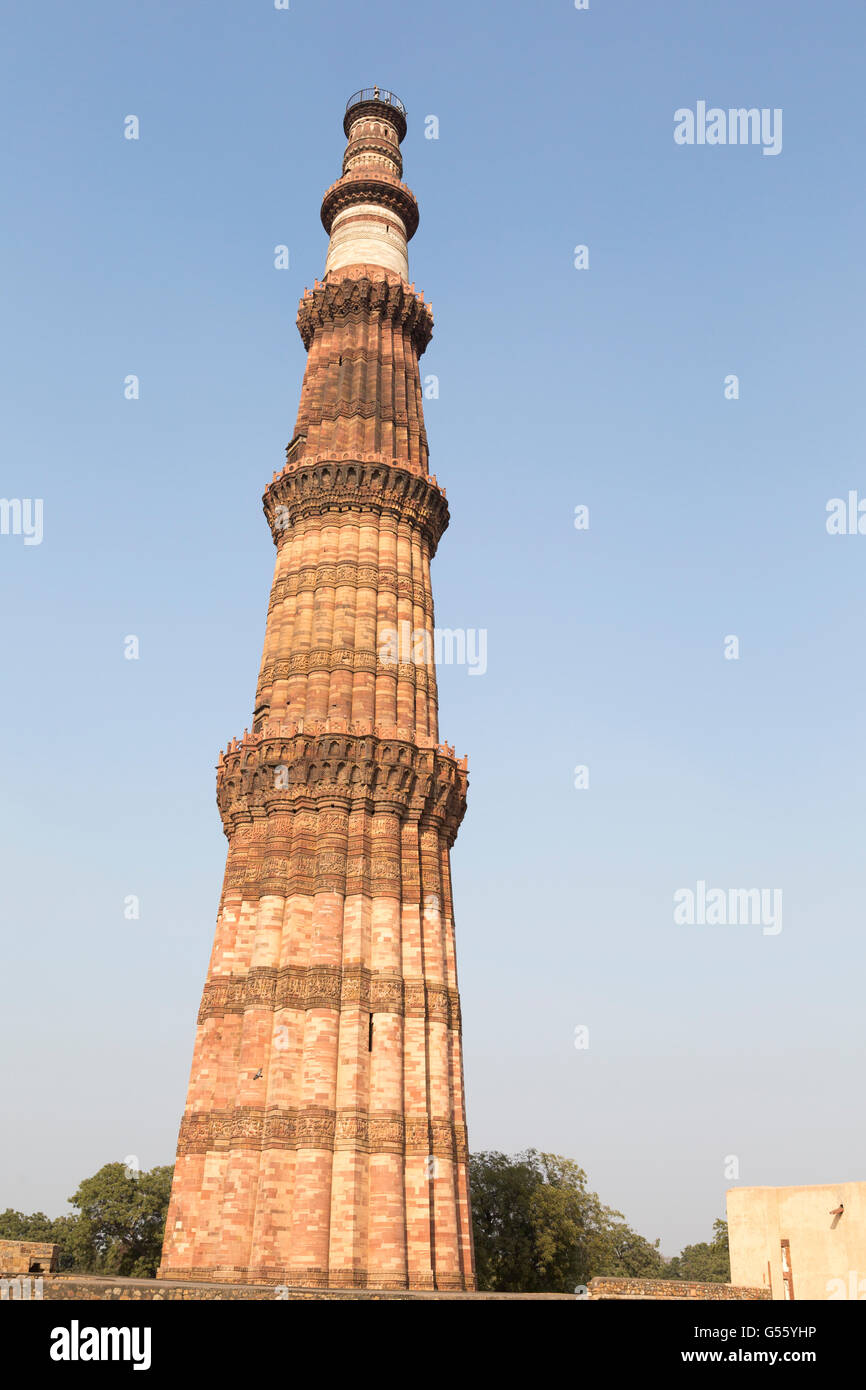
(2, 0, 864, 1257)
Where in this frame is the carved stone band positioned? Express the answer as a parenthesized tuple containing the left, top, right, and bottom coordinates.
(197, 966, 461, 1030)
(268, 562, 432, 614)
(177, 1105, 468, 1159)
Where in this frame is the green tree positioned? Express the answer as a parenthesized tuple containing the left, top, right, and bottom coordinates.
(468, 1150, 540, 1291)
(0, 1164, 173, 1277)
(67, 1163, 173, 1277)
(668, 1218, 730, 1283)
(0, 1208, 78, 1270)
(600, 1218, 668, 1278)
(0, 1208, 57, 1242)
(469, 1149, 666, 1292)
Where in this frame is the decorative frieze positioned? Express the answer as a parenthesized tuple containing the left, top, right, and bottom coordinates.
(177, 1105, 468, 1160)
(255, 650, 434, 688)
(197, 966, 461, 1028)
(267, 562, 433, 615)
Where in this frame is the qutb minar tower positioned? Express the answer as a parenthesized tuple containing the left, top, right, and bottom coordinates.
(158, 89, 475, 1291)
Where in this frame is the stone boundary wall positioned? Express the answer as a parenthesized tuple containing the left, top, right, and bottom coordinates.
(37, 1276, 572, 1301)
(588, 1277, 769, 1300)
(23, 1274, 768, 1301)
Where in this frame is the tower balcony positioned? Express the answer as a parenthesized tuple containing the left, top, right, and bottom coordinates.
(344, 88, 408, 141)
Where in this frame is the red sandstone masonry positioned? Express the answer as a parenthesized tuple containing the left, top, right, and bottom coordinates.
(158, 92, 474, 1293)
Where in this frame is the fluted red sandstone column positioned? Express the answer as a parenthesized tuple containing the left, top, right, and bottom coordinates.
(159, 87, 474, 1291)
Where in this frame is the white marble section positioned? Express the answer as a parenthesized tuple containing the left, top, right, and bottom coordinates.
(324, 202, 409, 278)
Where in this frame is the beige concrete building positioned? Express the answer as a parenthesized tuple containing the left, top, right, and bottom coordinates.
(727, 1182, 866, 1300)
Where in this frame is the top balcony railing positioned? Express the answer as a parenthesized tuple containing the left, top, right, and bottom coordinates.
(346, 88, 406, 117)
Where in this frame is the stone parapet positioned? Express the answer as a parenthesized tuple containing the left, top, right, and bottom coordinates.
(40, 1276, 572, 1301)
(216, 728, 467, 844)
(263, 460, 447, 551)
(588, 1277, 770, 1300)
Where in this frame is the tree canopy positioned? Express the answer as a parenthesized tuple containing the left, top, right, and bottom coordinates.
(469, 1148, 670, 1292)
(666, 1217, 730, 1284)
(0, 1162, 173, 1278)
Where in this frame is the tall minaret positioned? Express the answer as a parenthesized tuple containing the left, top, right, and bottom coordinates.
(158, 89, 475, 1292)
